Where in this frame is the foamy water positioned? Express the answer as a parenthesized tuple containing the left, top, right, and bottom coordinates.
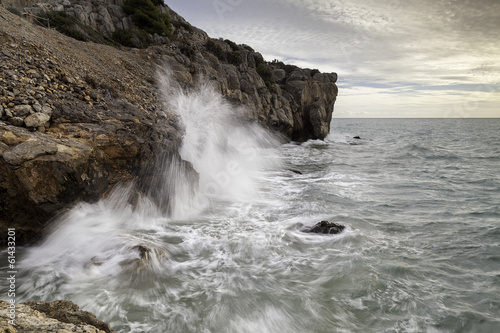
(2, 74, 499, 332)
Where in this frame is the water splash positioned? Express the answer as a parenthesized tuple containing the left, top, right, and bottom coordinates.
(17, 68, 281, 298)
(157, 71, 281, 218)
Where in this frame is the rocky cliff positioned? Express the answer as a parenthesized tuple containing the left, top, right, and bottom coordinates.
(0, 1, 337, 245)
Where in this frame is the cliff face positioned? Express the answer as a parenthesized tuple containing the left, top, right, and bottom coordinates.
(0, 1, 337, 244)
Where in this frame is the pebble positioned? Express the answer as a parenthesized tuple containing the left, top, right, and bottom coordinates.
(32, 104, 42, 112)
(9, 116, 25, 126)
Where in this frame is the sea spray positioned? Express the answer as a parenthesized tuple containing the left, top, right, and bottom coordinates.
(16, 69, 282, 302)
(157, 70, 281, 218)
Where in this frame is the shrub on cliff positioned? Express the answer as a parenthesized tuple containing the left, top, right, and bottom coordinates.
(271, 59, 299, 75)
(224, 39, 239, 52)
(205, 39, 243, 66)
(173, 20, 193, 33)
(254, 53, 265, 68)
(180, 41, 196, 59)
(112, 29, 135, 47)
(205, 39, 226, 61)
(227, 51, 242, 66)
(122, 0, 172, 37)
(257, 63, 275, 89)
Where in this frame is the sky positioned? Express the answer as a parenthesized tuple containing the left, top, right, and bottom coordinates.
(167, 0, 500, 118)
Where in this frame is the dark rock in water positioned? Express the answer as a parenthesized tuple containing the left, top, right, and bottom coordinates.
(353, 136, 361, 139)
(89, 243, 169, 273)
(289, 169, 303, 174)
(305, 220, 345, 234)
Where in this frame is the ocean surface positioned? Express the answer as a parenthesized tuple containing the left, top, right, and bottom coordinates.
(2, 80, 500, 332)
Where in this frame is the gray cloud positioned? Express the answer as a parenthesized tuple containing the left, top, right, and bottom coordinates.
(168, 0, 500, 117)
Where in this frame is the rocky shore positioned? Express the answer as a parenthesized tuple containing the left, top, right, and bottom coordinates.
(0, 300, 114, 332)
(0, 1, 337, 245)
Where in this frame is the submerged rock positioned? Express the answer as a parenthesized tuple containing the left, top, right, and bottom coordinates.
(0, 300, 114, 333)
(304, 220, 345, 234)
(89, 243, 169, 273)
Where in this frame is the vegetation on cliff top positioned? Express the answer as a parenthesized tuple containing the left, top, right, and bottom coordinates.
(122, 0, 172, 37)
(205, 39, 243, 66)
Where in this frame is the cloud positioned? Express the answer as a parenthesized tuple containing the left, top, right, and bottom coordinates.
(167, 0, 500, 117)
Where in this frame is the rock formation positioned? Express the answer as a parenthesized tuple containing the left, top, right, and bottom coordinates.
(0, 300, 114, 333)
(303, 220, 346, 234)
(0, 1, 337, 245)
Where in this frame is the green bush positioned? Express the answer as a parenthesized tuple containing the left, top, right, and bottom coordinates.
(254, 53, 264, 67)
(180, 42, 195, 59)
(174, 21, 193, 33)
(205, 39, 226, 61)
(224, 39, 239, 52)
(227, 51, 242, 66)
(271, 59, 299, 75)
(112, 29, 135, 47)
(122, 0, 172, 36)
(257, 62, 275, 88)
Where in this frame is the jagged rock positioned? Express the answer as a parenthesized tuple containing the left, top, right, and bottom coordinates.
(0, 121, 111, 244)
(273, 69, 286, 81)
(24, 112, 51, 128)
(2, 137, 58, 165)
(89, 243, 169, 273)
(0, 300, 114, 333)
(304, 220, 346, 234)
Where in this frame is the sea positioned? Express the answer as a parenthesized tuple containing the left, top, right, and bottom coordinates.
(2, 78, 500, 333)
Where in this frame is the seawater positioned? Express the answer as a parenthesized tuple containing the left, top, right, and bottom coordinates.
(1, 76, 499, 332)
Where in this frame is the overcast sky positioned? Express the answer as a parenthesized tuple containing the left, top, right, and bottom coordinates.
(167, 0, 500, 118)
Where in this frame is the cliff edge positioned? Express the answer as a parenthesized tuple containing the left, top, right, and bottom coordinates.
(0, 1, 338, 245)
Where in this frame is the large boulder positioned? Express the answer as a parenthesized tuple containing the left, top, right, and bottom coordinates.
(0, 122, 110, 244)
